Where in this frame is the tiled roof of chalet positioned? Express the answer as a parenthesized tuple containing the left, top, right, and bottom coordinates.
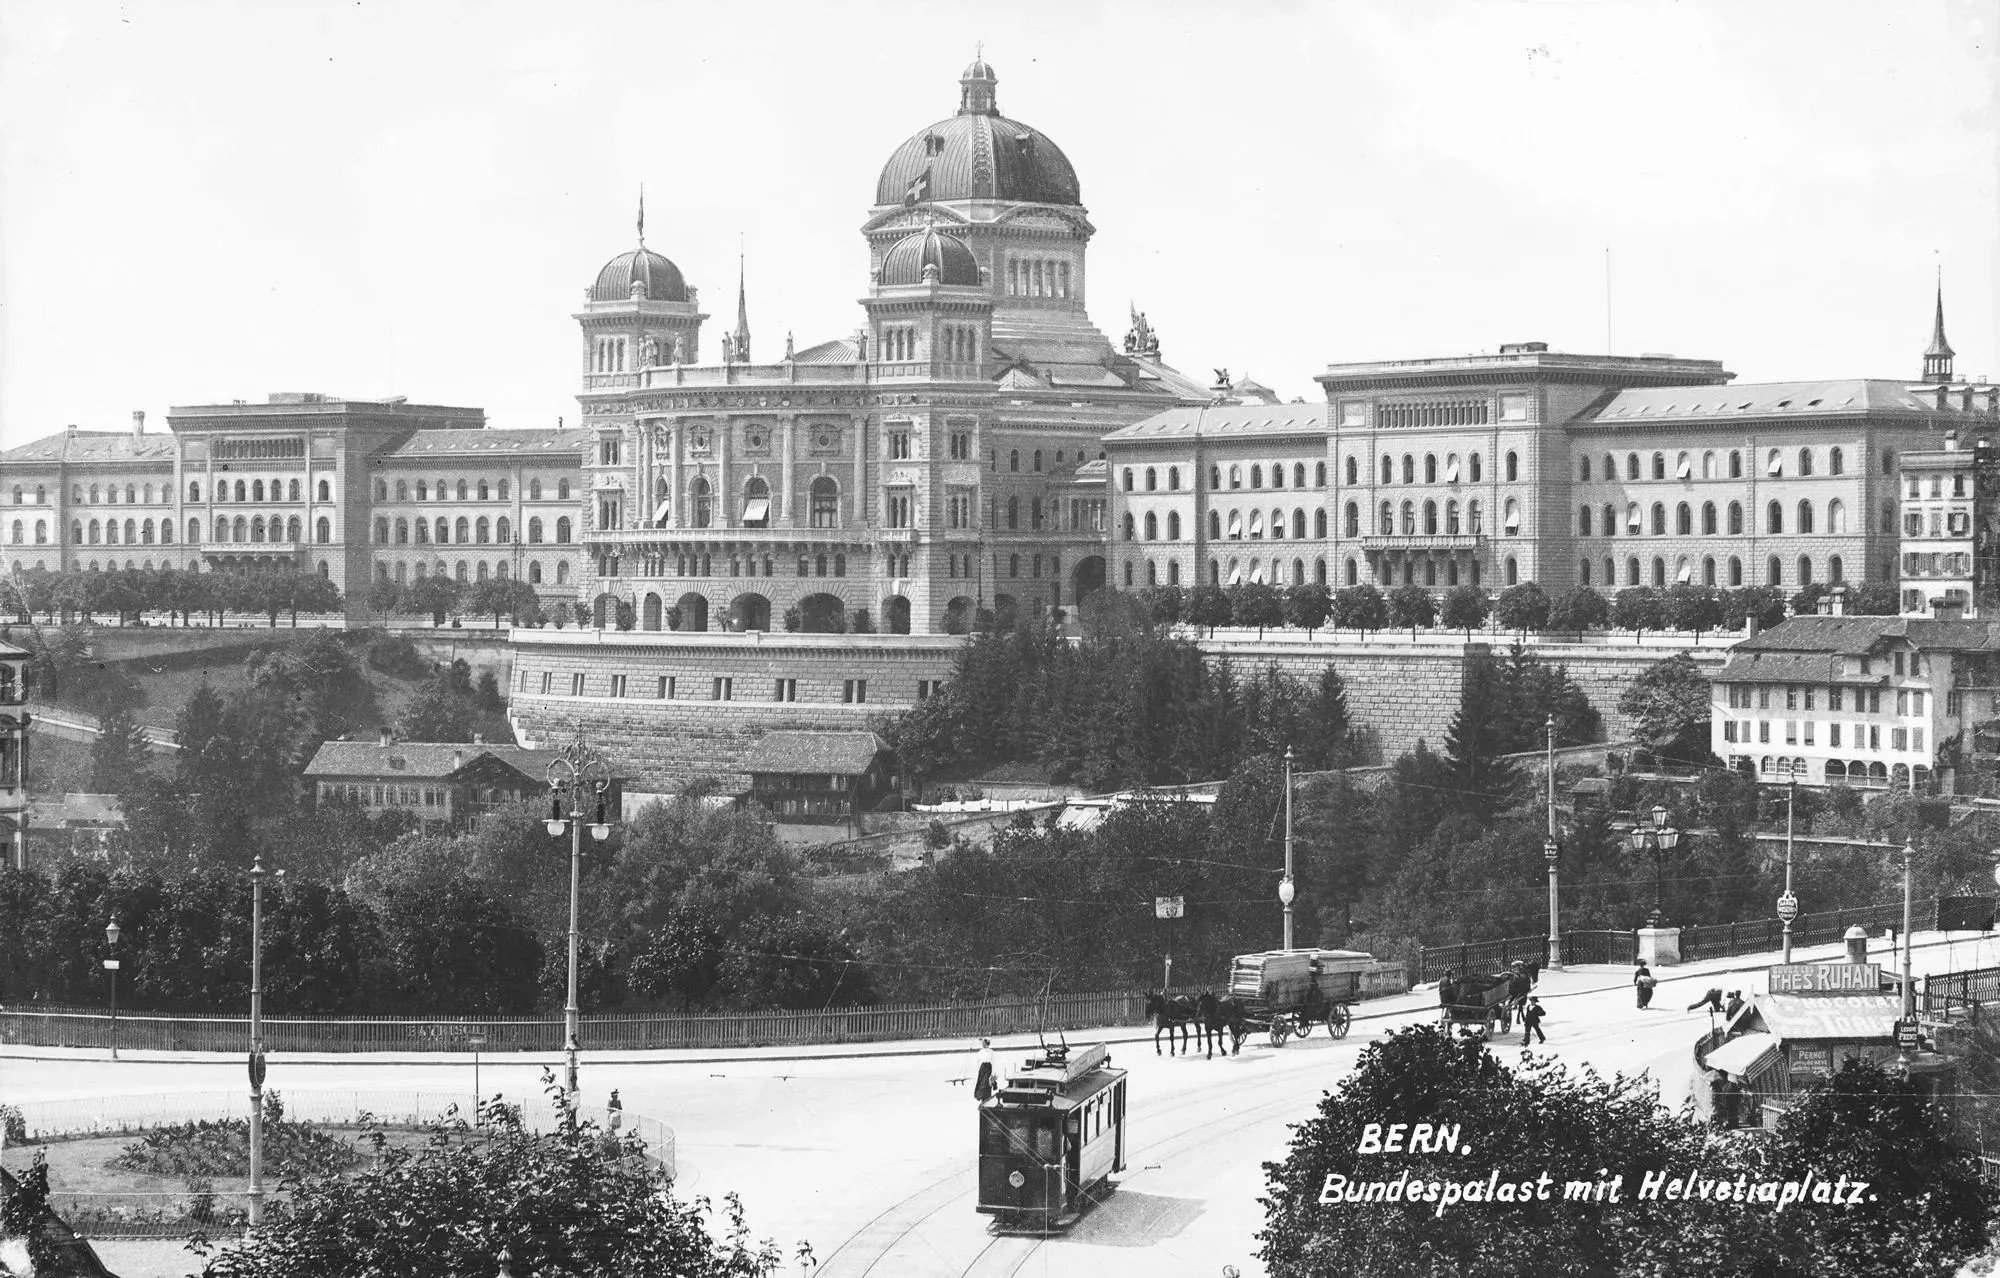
(304, 740, 563, 780)
(1581, 380, 1987, 427)
(2, 431, 177, 465)
(1104, 403, 1330, 442)
(1734, 615, 2000, 654)
(740, 730, 889, 776)
(382, 429, 586, 459)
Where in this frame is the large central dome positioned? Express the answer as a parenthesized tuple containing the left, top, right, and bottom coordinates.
(874, 59, 1081, 207)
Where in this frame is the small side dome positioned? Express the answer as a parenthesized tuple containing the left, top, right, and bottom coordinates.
(591, 248, 688, 303)
(879, 227, 981, 287)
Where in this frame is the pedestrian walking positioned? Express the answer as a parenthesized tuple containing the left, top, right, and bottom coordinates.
(606, 1088, 623, 1134)
(1633, 961, 1656, 1009)
(1520, 997, 1546, 1046)
(1686, 988, 1724, 1013)
(973, 1038, 996, 1102)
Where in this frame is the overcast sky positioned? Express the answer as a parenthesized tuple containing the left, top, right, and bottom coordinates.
(2, 0, 1994, 444)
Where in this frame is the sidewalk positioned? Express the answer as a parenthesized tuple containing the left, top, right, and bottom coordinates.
(1, 931, 1979, 1069)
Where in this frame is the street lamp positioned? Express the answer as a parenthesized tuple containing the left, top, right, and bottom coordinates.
(466, 1032, 487, 1125)
(1625, 804, 1681, 927)
(1544, 714, 1562, 970)
(545, 729, 613, 1100)
(1280, 746, 1296, 950)
(103, 917, 120, 1061)
(248, 855, 269, 1228)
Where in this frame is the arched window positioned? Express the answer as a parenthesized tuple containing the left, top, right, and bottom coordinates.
(558, 479, 571, 500)
(693, 476, 718, 528)
(1379, 457, 1392, 485)
(478, 481, 490, 501)
(496, 516, 511, 542)
(1122, 469, 1134, 492)
(1767, 555, 1783, 586)
(374, 517, 389, 544)
(1010, 450, 1020, 473)
(1424, 455, 1437, 484)
(456, 480, 469, 500)
(528, 517, 543, 544)
(1271, 466, 1284, 489)
(1143, 512, 1158, 540)
(1676, 503, 1692, 535)
(1627, 556, 1640, 585)
(317, 479, 330, 501)
(1251, 464, 1264, 489)
(1210, 464, 1222, 490)
(1701, 451, 1715, 479)
(1249, 510, 1265, 538)
(415, 519, 430, 544)
(1579, 559, 1592, 586)
(1650, 453, 1665, 481)
(1652, 557, 1667, 587)
(1293, 509, 1306, 539)
(1883, 449, 1896, 475)
(395, 518, 409, 544)
(556, 561, 570, 584)
(1798, 555, 1813, 584)
(187, 518, 200, 543)
(1401, 455, 1415, 484)
(1317, 461, 1328, 487)
(1703, 557, 1716, 586)
(1626, 453, 1640, 481)
(1007, 497, 1020, 530)
(1728, 501, 1743, 535)
(1602, 454, 1615, 482)
(1400, 501, 1415, 534)
(1828, 499, 1847, 534)
(1168, 512, 1181, 540)
(249, 516, 264, 542)
(34, 519, 47, 544)
(315, 517, 329, 544)
(555, 517, 572, 543)
(1579, 506, 1593, 536)
(1767, 501, 1783, 534)
(1729, 450, 1743, 478)
(1506, 451, 1519, 482)
(416, 482, 428, 501)
(1209, 511, 1222, 539)
(1766, 448, 1784, 478)
(1230, 465, 1243, 489)
(1317, 509, 1329, 538)
(1143, 467, 1157, 491)
(475, 517, 490, 544)
(529, 561, 543, 584)
(1344, 458, 1357, 485)
(1168, 467, 1181, 491)
(1578, 456, 1592, 482)
(1033, 450, 1043, 473)
(252, 480, 265, 502)
(453, 516, 470, 543)
(189, 482, 200, 502)
(1797, 501, 1814, 534)
(287, 516, 302, 542)
(1798, 449, 1814, 477)
(1379, 501, 1392, 533)
(1829, 447, 1844, 475)
(1601, 503, 1616, 538)
(530, 479, 543, 500)
(1829, 555, 1844, 583)
(1503, 498, 1521, 535)
(1294, 463, 1307, 487)
(234, 480, 246, 502)
(1423, 500, 1438, 535)
(1651, 502, 1666, 535)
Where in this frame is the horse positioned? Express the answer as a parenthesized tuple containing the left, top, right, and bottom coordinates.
(1195, 989, 1247, 1059)
(1144, 990, 1200, 1055)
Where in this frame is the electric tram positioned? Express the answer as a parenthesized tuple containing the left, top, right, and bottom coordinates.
(975, 1042, 1128, 1232)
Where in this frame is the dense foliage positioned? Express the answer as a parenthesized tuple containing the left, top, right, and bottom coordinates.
(113, 1094, 361, 1180)
(1258, 1029, 1995, 1278)
(193, 1084, 788, 1278)
(0, 566, 341, 630)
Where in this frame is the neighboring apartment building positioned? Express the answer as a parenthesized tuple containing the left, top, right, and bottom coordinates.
(1894, 299, 2000, 616)
(1709, 612, 2000, 793)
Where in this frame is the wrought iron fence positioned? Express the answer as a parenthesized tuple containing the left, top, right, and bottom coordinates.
(1922, 964, 2000, 1020)
(0, 990, 1155, 1055)
(1679, 902, 1906, 963)
(1562, 930, 1639, 967)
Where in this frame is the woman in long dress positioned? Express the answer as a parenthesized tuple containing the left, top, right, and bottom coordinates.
(973, 1039, 996, 1101)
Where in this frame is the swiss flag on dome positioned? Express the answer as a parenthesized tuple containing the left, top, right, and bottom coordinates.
(904, 166, 931, 206)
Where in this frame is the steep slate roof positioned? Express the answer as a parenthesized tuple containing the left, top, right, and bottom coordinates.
(1580, 379, 1992, 427)
(382, 429, 586, 459)
(1105, 403, 1330, 442)
(1715, 615, 2000, 683)
(792, 339, 860, 365)
(2, 430, 178, 465)
(740, 730, 889, 776)
(303, 740, 563, 781)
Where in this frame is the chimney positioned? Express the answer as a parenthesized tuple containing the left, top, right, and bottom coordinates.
(1828, 586, 1847, 616)
(1945, 431, 1959, 451)
(472, 733, 484, 745)
(65, 424, 77, 440)
(378, 727, 393, 747)
(132, 410, 145, 440)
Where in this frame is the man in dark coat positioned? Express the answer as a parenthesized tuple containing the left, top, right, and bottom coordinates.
(1520, 997, 1547, 1046)
(1686, 987, 1725, 1013)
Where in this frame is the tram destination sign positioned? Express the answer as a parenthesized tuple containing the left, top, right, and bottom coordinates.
(1767, 962, 1881, 995)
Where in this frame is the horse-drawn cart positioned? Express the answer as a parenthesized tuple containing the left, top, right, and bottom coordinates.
(1438, 970, 1518, 1039)
(1227, 949, 1374, 1047)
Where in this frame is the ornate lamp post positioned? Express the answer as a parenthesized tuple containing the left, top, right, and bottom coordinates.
(1280, 746, 1296, 950)
(545, 731, 612, 1099)
(103, 917, 121, 1061)
(248, 854, 269, 1227)
(1625, 804, 1681, 927)
(467, 1031, 487, 1125)
(1544, 714, 1562, 970)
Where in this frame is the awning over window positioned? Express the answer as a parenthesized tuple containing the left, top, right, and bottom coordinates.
(1767, 454, 1783, 477)
(1227, 561, 1243, 585)
(1677, 457, 1693, 479)
(653, 499, 672, 524)
(743, 498, 770, 523)
(1227, 512, 1242, 537)
(1677, 562, 1693, 583)
(1627, 508, 1642, 532)
(1444, 459, 1461, 483)
(1250, 560, 1267, 584)
(1704, 1031, 1779, 1083)
(1504, 507, 1521, 533)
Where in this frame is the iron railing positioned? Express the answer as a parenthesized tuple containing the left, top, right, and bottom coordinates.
(0, 991, 1155, 1055)
(1680, 902, 1906, 963)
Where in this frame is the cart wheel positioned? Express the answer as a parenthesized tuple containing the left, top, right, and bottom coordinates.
(1330, 1006, 1351, 1039)
(1296, 1016, 1315, 1038)
(1270, 1018, 1291, 1047)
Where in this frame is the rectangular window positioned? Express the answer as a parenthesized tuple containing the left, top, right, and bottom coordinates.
(713, 677, 733, 701)
(1758, 721, 1770, 744)
(570, 673, 585, 696)
(600, 437, 621, 466)
(1785, 688, 1797, 711)
(1869, 725, 1880, 751)
(843, 679, 868, 704)
(774, 678, 797, 702)
(950, 431, 971, 461)
(1723, 721, 1736, 743)
(1830, 723, 1842, 748)
(1891, 727, 1908, 751)
(1912, 691, 1925, 714)
(887, 491, 913, 529)
(1829, 688, 1843, 712)
(658, 676, 675, 699)
(1757, 688, 1771, 709)
(1869, 690, 1882, 714)
(1802, 722, 1814, 746)
(917, 679, 944, 700)
(610, 674, 627, 698)
(540, 671, 553, 695)
(1784, 720, 1798, 745)
(1914, 728, 1925, 751)
(1894, 652, 1905, 676)
(1948, 691, 1962, 716)
(889, 431, 912, 460)
(1803, 689, 1815, 711)
(1896, 691, 1909, 716)
(947, 489, 973, 530)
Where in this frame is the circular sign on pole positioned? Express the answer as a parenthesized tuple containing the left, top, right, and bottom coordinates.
(1776, 892, 1799, 923)
(248, 1050, 267, 1090)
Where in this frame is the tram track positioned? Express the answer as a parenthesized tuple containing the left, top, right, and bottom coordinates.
(813, 1039, 1363, 1278)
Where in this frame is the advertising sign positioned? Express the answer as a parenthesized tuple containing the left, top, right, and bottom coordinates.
(1155, 896, 1185, 919)
(1766, 962, 1881, 995)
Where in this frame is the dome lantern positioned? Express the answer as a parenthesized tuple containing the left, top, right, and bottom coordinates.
(959, 50, 998, 116)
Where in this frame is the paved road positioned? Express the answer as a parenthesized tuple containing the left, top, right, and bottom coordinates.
(4, 932, 1983, 1278)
